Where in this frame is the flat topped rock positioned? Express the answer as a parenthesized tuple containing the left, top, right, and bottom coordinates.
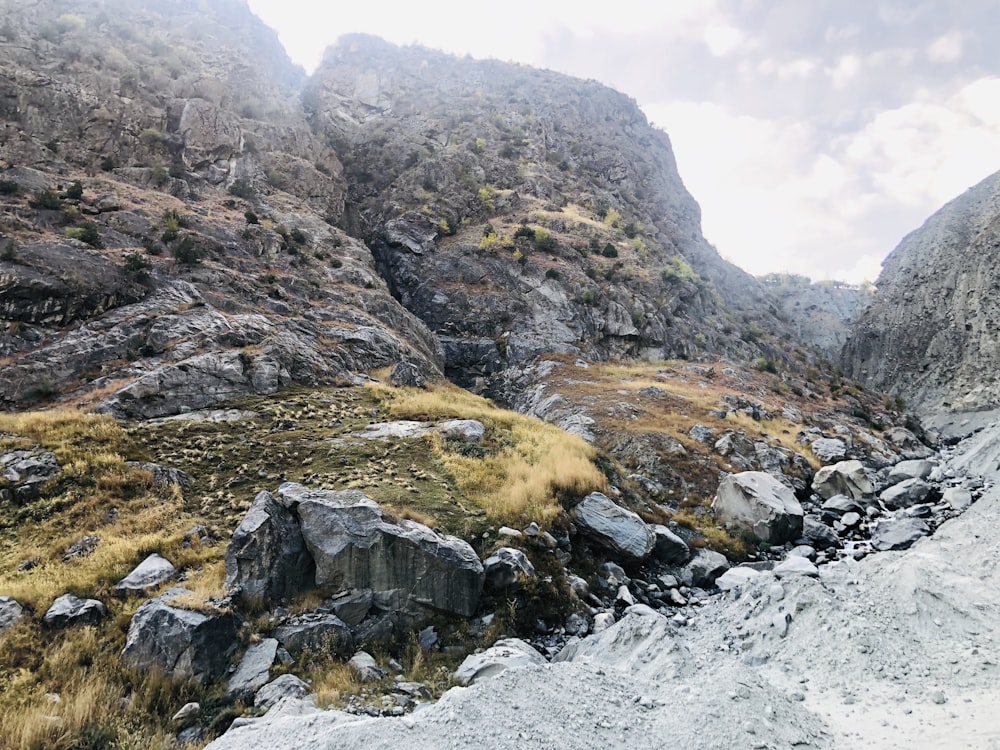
(872, 517, 930, 551)
(712, 471, 804, 545)
(228, 639, 279, 700)
(43, 594, 107, 628)
(453, 638, 545, 686)
(114, 553, 176, 596)
(570, 492, 655, 562)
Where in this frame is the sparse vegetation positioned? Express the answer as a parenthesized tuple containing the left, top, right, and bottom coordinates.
(29, 189, 62, 210)
(66, 222, 103, 248)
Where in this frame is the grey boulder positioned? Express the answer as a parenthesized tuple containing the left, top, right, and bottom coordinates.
(712, 471, 804, 544)
(348, 651, 387, 682)
(121, 590, 238, 684)
(872, 517, 930, 551)
(228, 638, 279, 700)
(0, 596, 25, 632)
(811, 438, 847, 463)
(887, 459, 935, 484)
(943, 487, 973, 511)
(274, 613, 355, 657)
(453, 638, 545, 686)
(43, 594, 107, 628)
(255, 674, 312, 709)
(570, 492, 655, 563)
(880, 478, 933, 509)
(114, 553, 176, 596)
(812, 460, 873, 500)
(651, 525, 690, 565)
(683, 549, 730, 588)
(278, 483, 484, 618)
(225, 490, 313, 605)
(483, 547, 536, 589)
(800, 517, 843, 550)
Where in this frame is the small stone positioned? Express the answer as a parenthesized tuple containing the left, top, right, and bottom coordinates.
(172, 702, 200, 724)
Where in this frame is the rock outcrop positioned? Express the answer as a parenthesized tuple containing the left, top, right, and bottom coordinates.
(711, 471, 804, 544)
(570, 492, 655, 563)
(842, 169, 1000, 413)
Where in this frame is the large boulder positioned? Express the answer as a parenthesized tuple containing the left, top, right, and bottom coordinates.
(277, 483, 484, 618)
(121, 590, 238, 684)
(274, 613, 355, 657)
(711, 471, 804, 545)
(483, 547, 536, 589)
(887, 459, 935, 484)
(114, 553, 176, 596)
(682, 549, 730, 588)
(812, 460, 873, 500)
(225, 490, 314, 605)
(0, 596, 25, 632)
(880, 478, 933, 510)
(43, 594, 107, 628)
(569, 492, 655, 563)
(453, 638, 545, 686)
(228, 639, 279, 700)
(872, 517, 930, 551)
(651, 525, 690, 565)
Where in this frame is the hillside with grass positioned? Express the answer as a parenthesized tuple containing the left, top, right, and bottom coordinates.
(0, 2, 940, 749)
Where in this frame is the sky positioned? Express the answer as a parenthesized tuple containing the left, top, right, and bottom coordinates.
(246, 0, 1000, 284)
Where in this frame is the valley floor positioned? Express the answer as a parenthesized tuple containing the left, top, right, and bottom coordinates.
(208, 414, 1000, 750)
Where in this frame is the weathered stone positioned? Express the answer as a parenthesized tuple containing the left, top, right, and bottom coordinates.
(434, 419, 485, 442)
(42, 594, 107, 628)
(712, 471, 804, 544)
(887, 459, 935, 484)
(278, 483, 484, 618)
(121, 591, 238, 684)
(688, 424, 716, 443)
(483, 547, 536, 589)
(651, 525, 690, 565)
(592, 612, 616, 633)
(274, 613, 355, 657)
(114, 553, 176, 596)
(800, 517, 843, 550)
(254, 674, 312, 710)
(716, 567, 763, 591)
(570, 492, 655, 563)
(0, 450, 60, 500)
(880, 478, 933, 510)
(172, 702, 201, 725)
(453, 638, 545, 686)
(62, 535, 100, 562)
(224, 490, 313, 605)
(318, 589, 373, 627)
(773, 556, 819, 578)
(943, 487, 973, 511)
(811, 438, 847, 463)
(840, 511, 862, 528)
(872, 517, 930, 551)
(821, 495, 864, 515)
(812, 460, 873, 500)
(0, 596, 25, 632)
(228, 639, 279, 700)
(682, 549, 730, 588)
(389, 361, 427, 388)
(348, 651, 386, 682)
(884, 427, 933, 459)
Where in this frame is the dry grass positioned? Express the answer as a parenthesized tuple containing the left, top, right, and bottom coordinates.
(369, 382, 606, 526)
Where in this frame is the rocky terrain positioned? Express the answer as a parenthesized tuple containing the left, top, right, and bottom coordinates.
(842, 168, 1000, 414)
(1, 2, 999, 750)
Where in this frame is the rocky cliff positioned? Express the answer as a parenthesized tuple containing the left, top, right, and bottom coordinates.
(842, 169, 1000, 414)
(763, 274, 873, 357)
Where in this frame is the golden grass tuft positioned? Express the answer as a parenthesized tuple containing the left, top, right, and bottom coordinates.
(368, 382, 605, 526)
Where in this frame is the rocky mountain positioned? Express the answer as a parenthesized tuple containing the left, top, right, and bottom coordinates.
(842, 169, 1000, 414)
(762, 274, 873, 357)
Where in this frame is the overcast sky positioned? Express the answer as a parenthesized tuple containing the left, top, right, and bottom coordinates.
(246, 0, 1000, 284)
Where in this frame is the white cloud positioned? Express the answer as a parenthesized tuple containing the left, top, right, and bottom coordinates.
(829, 54, 863, 88)
(927, 31, 964, 62)
(704, 24, 744, 56)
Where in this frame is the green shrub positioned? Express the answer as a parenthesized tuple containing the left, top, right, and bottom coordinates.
(513, 225, 534, 241)
(123, 252, 152, 283)
(29, 189, 62, 210)
(228, 179, 253, 199)
(545, 268, 560, 280)
(66, 222, 102, 248)
(754, 356, 779, 374)
(534, 229, 556, 252)
(244, 210, 259, 225)
(64, 180, 83, 200)
(172, 236, 202, 265)
(99, 157, 115, 172)
(0, 180, 18, 195)
(601, 243, 618, 258)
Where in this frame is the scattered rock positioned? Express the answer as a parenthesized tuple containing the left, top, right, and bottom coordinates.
(683, 549, 730, 588)
(773, 556, 819, 578)
(811, 438, 847, 463)
(943, 487, 973, 511)
(42, 594, 107, 628)
(121, 590, 238, 684)
(651, 525, 690, 565)
(570, 492, 655, 563)
(453, 638, 545, 686)
(712, 471, 804, 544)
(348, 651, 387, 682)
(228, 639, 279, 700)
(880, 478, 932, 510)
(389, 361, 427, 388)
(483, 547, 536, 589)
(0, 596, 25, 632)
(254, 674, 312, 710)
(275, 613, 355, 657)
(716, 567, 763, 591)
(114, 553, 176, 596)
(812, 460, 873, 500)
(435, 419, 485, 442)
(172, 702, 201, 725)
(872, 517, 930, 551)
(318, 589, 373, 627)
(887, 459, 935, 484)
(62, 535, 100, 563)
(0, 450, 59, 501)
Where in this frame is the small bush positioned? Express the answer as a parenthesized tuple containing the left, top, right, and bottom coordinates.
(228, 179, 253, 199)
(168, 163, 186, 179)
(66, 222, 102, 248)
(534, 228, 556, 252)
(123, 252, 152, 283)
(99, 157, 114, 172)
(513, 225, 534, 241)
(244, 210, 259, 225)
(172, 236, 202, 266)
(1, 240, 18, 262)
(64, 180, 83, 200)
(545, 268, 560, 280)
(601, 243, 618, 258)
(139, 128, 163, 149)
(0, 180, 18, 195)
(754, 356, 779, 374)
(477, 185, 497, 213)
(29, 189, 62, 210)
(479, 232, 513, 253)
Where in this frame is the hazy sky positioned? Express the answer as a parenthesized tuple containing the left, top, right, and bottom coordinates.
(246, 0, 1000, 284)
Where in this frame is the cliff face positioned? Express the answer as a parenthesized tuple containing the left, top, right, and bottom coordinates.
(763, 275, 873, 358)
(0, 5, 794, 417)
(842, 169, 1000, 414)
(305, 35, 787, 391)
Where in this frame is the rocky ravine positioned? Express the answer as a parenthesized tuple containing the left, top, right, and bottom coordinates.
(204, 418, 1000, 750)
(843, 168, 1000, 415)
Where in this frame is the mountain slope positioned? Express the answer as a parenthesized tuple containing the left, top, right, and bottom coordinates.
(842, 169, 1000, 414)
